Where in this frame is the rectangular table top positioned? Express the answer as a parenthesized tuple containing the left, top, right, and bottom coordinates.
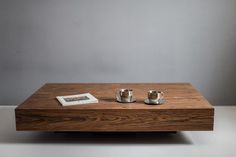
(17, 83, 213, 110)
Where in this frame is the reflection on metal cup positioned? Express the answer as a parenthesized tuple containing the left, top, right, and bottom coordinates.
(116, 89, 133, 102)
(148, 90, 164, 101)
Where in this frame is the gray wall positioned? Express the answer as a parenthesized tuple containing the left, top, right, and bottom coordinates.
(0, 0, 236, 105)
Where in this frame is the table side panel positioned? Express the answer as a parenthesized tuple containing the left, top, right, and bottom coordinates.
(15, 108, 214, 131)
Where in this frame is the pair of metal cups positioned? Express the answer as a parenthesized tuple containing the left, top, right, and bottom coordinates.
(116, 89, 164, 105)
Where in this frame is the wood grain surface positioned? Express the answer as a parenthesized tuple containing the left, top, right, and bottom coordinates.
(15, 83, 214, 131)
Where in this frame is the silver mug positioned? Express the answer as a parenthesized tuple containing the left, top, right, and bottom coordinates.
(116, 89, 133, 102)
(148, 90, 164, 102)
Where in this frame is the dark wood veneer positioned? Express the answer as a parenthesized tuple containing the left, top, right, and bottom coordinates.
(15, 83, 214, 131)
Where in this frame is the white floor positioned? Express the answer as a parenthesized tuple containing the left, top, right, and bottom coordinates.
(0, 106, 236, 157)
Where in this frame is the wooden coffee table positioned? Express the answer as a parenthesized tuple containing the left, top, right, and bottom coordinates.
(15, 83, 214, 132)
